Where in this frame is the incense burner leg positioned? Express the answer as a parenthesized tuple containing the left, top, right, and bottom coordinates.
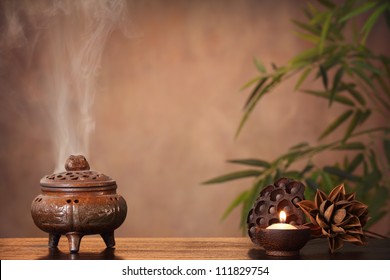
(66, 232, 83, 253)
(48, 233, 61, 248)
(101, 231, 115, 248)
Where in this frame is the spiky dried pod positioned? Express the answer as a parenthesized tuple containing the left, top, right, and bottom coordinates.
(298, 184, 368, 253)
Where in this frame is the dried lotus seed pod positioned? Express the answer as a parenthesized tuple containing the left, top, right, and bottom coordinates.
(247, 177, 306, 244)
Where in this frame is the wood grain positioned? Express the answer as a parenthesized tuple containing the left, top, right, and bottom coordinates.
(0, 237, 253, 260)
(0, 237, 389, 260)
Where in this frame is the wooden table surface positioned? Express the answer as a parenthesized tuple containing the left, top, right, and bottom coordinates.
(0, 237, 389, 260)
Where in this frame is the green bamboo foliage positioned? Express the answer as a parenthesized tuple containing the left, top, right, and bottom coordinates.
(203, 0, 390, 233)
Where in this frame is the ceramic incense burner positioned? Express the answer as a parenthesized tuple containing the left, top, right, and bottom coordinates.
(31, 155, 127, 253)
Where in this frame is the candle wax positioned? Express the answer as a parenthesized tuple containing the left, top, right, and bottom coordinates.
(266, 223, 297, 230)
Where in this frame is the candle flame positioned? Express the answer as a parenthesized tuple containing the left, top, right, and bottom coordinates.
(279, 211, 287, 223)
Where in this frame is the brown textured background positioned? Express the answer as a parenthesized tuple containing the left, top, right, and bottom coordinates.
(0, 0, 389, 238)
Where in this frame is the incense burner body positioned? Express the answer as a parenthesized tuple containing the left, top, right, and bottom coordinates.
(31, 155, 127, 253)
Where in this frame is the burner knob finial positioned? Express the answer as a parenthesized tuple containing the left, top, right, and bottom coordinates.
(65, 155, 90, 171)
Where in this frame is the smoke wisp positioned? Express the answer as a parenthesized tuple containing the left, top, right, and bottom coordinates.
(0, 0, 133, 172)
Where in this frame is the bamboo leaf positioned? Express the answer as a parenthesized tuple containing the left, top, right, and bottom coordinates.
(295, 32, 320, 44)
(343, 156, 349, 170)
(352, 60, 382, 76)
(227, 159, 271, 168)
(375, 93, 390, 111)
(254, 57, 266, 73)
(318, 0, 335, 9)
(281, 171, 302, 179)
(274, 168, 282, 181)
(240, 76, 262, 91)
(295, 67, 312, 90)
(332, 142, 365, 150)
(376, 75, 390, 99)
(339, 2, 377, 22)
(345, 86, 366, 106)
(293, 45, 338, 66)
(359, 109, 371, 125)
(347, 153, 364, 173)
(343, 110, 363, 142)
(350, 67, 374, 87)
(252, 176, 270, 199)
(281, 149, 313, 165)
(289, 142, 310, 150)
(380, 55, 390, 76)
(319, 109, 354, 140)
(320, 170, 334, 190)
(383, 139, 390, 165)
(311, 10, 327, 25)
(241, 203, 253, 230)
(202, 170, 262, 184)
(243, 78, 267, 109)
(303, 90, 355, 106)
(319, 13, 332, 54)
(385, 6, 390, 29)
(307, 2, 318, 18)
(329, 67, 344, 106)
(361, 4, 388, 45)
(290, 47, 319, 65)
(300, 163, 314, 176)
(303, 7, 312, 20)
(310, 143, 334, 154)
(321, 50, 345, 70)
(305, 178, 319, 191)
(240, 177, 271, 228)
(291, 19, 320, 35)
(363, 150, 383, 186)
(320, 65, 329, 90)
(365, 187, 388, 218)
(221, 190, 249, 221)
(237, 74, 284, 137)
(323, 166, 362, 182)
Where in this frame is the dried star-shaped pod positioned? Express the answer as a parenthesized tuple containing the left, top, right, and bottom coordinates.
(297, 184, 369, 253)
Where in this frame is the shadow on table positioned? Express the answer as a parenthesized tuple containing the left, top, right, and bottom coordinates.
(248, 248, 302, 260)
(248, 238, 390, 260)
(37, 247, 123, 260)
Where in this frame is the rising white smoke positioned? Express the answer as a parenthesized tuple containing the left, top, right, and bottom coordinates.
(0, 0, 134, 172)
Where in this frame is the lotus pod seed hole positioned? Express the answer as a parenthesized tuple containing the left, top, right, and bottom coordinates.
(260, 185, 274, 197)
(286, 214, 298, 224)
(268, 206, 276, 214)
(255, 201, 266, 214)
(292, 197, 301, 207)
(270, 189, 284, 201)
(256, 217, 265, 226)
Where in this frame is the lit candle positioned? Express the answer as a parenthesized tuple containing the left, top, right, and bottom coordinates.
(266, 211, 297, 230)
